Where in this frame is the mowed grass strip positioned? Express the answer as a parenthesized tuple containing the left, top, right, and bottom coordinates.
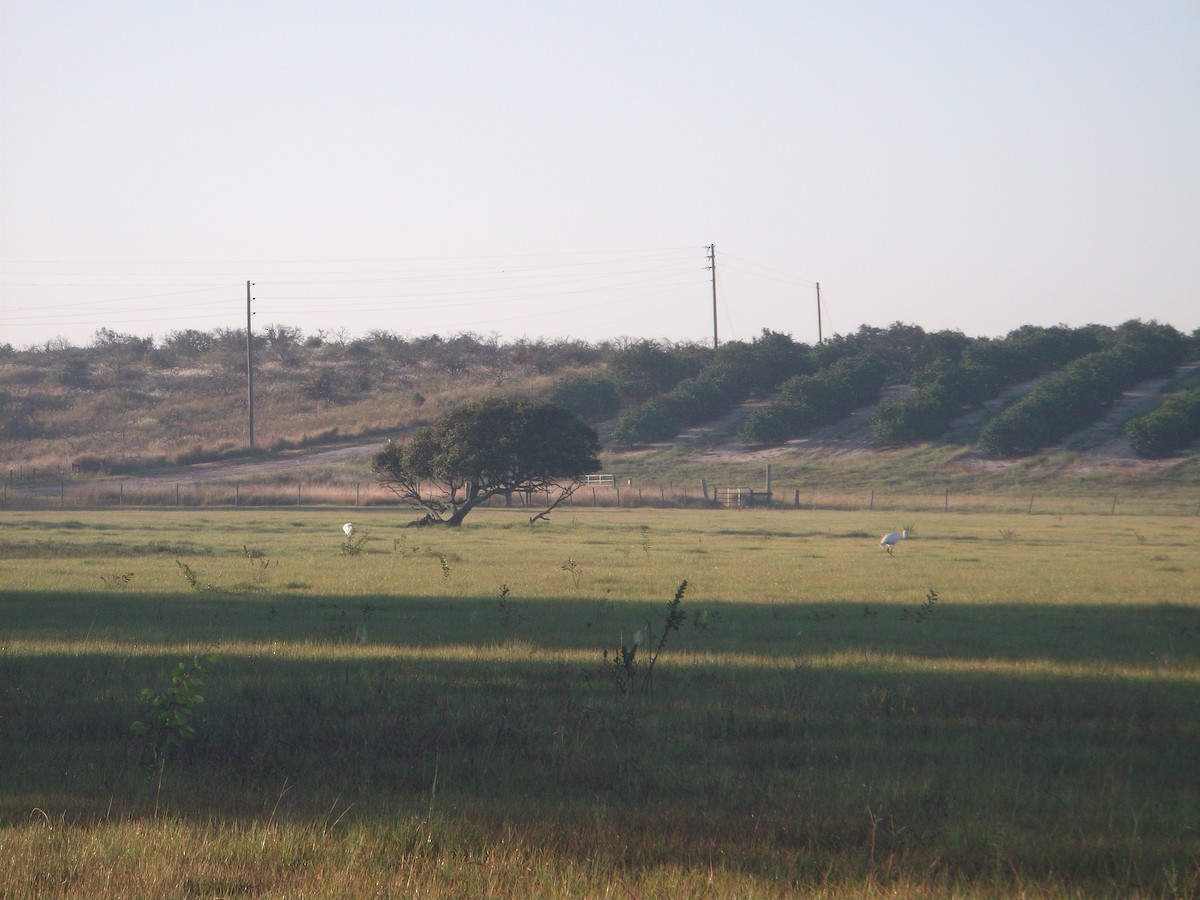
(1, 506, 1196, 604)
(0, 507, 1197, 897)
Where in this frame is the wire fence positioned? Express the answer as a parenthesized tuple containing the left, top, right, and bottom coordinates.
(3, 476, 1197, 518)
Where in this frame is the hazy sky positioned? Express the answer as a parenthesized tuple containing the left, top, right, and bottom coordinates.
(2, 1, 1197, 350)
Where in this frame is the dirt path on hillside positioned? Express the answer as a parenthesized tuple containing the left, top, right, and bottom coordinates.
(9, 441, 387, 496)
(125, 442, 387, 487)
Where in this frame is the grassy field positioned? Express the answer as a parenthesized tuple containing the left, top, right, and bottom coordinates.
(1, 506, 1198, 897)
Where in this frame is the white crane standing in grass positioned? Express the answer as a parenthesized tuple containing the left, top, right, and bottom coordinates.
(343, 523, 355, 538)
(880, 528, 909, 556)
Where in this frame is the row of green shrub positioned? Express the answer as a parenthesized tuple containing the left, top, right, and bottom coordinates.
(730, 321, 1194, 454)
(606, 322, 1179, 449)
(606, 323, 976, 446)
(1125, 387, 1200, 458)
(870, 325, 1110, 444)
(739, 353, 886, 444)
(609, 332, 811, 444)
(977, 322, 1189, 456)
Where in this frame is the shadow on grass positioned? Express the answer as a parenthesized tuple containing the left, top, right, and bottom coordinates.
(1, 590, 1198, 893)
(1, 588, 1197, 664)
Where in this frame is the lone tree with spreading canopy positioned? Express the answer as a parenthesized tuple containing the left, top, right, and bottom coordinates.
(370, 398, 602, 526)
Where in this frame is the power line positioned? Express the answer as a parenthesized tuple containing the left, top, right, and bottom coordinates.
(718, 251, 818, 286)
(2, 245, 801, 344)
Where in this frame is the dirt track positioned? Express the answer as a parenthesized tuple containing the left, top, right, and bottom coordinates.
(123, 442, 385, 488)
(6, 442, 386, 497)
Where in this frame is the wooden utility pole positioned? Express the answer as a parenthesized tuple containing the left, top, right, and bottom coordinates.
(815, 282, 823, 344)
(708, 243, 718, 348)
(246, 281, 255, 447)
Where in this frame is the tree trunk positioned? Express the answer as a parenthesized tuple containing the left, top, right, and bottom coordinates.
(442, 487, 498, 526)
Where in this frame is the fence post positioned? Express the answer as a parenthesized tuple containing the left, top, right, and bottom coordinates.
(298, 482, 302, 505)
(944, 489, 949, 512)
(176, 483, 180, 506)
(60, 480, 65, 507)
(869, 490, 874, 510)
(356, 482, 360, 507)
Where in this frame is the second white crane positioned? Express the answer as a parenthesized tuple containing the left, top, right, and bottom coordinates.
(880, 528, 909, 556)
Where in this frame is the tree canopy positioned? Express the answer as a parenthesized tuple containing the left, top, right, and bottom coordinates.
(370, 398, 601, 526)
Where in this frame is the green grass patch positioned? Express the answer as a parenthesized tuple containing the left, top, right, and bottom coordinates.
(0, 507, 1197, 897)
